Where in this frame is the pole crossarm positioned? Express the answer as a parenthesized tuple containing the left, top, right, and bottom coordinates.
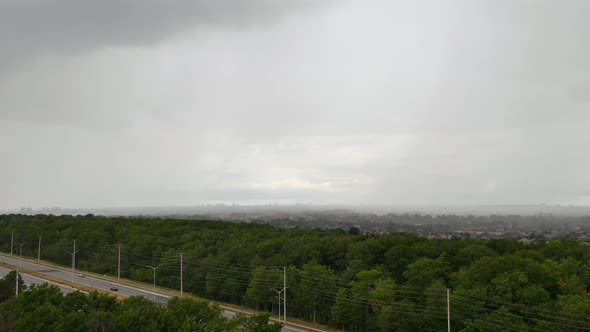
(146, 264, 162, 302)
(66, 240, 79, 285)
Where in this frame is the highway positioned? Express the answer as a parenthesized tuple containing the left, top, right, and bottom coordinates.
(0, 254, 320, 332)
(0, 266, 78, 294)
(0, 255, 169, 303)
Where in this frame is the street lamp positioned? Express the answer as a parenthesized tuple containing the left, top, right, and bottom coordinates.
(146, 265, 161, 302)
(272, 288, 284, 321)
(66, 240, 79, 286)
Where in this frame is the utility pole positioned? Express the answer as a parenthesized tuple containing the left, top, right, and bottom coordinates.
(10, 232, 13, 255)
(66, 240, 78, 285)
(146, 264, 161, 302)
(117, 244, 121, 281)
(447, 288, 451, 332)
(38, 236, 41, 261)
(180, 253, 183, 298)
(283, 266, 287, 323)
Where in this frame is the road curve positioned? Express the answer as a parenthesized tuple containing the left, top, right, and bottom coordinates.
(0, 254, 322, 332)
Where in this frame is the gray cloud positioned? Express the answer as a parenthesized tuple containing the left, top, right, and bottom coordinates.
(0, 0, 317, 70)
(1, 0, 590, 209)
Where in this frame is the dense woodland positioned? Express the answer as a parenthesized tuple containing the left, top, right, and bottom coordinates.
(0, 271, 282, 332)
(2, 214, 590, 331)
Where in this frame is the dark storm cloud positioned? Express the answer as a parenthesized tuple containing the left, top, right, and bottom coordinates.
(0, 0, 315, 69)
(0, 0, 323, 127)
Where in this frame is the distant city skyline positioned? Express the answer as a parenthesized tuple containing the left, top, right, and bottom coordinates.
(1, 1, 589, 209)
(5, 203, 590, 219)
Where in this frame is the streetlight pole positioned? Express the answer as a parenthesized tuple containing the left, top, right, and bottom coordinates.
(272, 288, 283, 321)
(146, 264, 161, 302)
(66, 240, 79, 286)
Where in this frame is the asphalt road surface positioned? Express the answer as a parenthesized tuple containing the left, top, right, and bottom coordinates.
(0, 255, 170, 303)
(0, 254, 317, 332)
(0, 266, 78, 294)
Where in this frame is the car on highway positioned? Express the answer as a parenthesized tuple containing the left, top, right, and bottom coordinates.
(78, 274, 85, 277)
(110, 287, 118, 291)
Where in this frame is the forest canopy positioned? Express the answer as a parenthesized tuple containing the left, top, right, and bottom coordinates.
(2, 214, 590, 331)
(0, 278, 282, 332)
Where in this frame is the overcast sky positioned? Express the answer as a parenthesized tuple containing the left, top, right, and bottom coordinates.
(1, 0, 589, 209)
